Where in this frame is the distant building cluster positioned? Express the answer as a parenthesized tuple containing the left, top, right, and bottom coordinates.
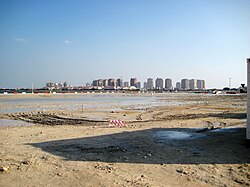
(91, 78, 141, 90)
(45, 82, 71, 90)
(143, 78, 173, 90)
(45, 78, 205, 91)
(177, 79, 206, 90)
(91, 77, 205, 91)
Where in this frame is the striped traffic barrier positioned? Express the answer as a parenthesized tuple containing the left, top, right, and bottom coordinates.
(109, 119, 126, 127)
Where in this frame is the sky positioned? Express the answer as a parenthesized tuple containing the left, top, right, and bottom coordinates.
(0, 0, 249, 89)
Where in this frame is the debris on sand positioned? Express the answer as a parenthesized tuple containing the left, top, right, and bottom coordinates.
(0, 166, 9, 172)
(196, 121, 226, 133)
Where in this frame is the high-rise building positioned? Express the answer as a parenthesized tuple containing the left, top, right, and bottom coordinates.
(124, 82, 129, 88)
(98, 79, 104, 87)
(165, 78, 172, 90)
(147, 78, 154, 90)
(202, 80, 205, 89)
(108, 78, 116, 87)
(116, 78, 123, 88)
(136, 82, 141, 89)
(189, 79, 197, 90)
(63, 82, 68, 88)
(155, 78, 163, 90)
(143, 82, 147, 89)
(197, 80, 201, 89)
(92, 80, 98, 87)
(197, 80, 205, 90)
(181, 79, 189, 90)
(130, 78, 137, 87)
(176, 82, 181, 90)
(103, 79, 108, 87)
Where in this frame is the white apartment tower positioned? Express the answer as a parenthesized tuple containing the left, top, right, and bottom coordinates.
(136, 82, 141, 89)
(165, 78, 172, 90)
(176, 82, 181, 90)
(189, 79, 197, 90)
(143, 82, 147, 90)
(181, 79, 189, 90)
(197, 79, 205, 90)
(155, 78, 164, 90)
(147, 78, 154, 90)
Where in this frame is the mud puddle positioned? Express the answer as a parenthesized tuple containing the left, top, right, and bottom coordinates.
(153, 129, 206, 141)
(153, 126, 244, 143)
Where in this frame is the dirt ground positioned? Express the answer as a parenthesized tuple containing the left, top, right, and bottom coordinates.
(0, 93, 249, 187)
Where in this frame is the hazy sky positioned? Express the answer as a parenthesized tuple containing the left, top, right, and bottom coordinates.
(0, 0, 249, 89)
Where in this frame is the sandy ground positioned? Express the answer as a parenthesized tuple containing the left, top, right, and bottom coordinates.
(0, 93, 249, 187)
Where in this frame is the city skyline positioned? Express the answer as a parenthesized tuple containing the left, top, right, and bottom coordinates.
(42, 77, 206, 91)
(0, 0, 249, 89)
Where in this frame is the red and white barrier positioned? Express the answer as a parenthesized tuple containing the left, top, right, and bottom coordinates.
(109, 120, 126, 127)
